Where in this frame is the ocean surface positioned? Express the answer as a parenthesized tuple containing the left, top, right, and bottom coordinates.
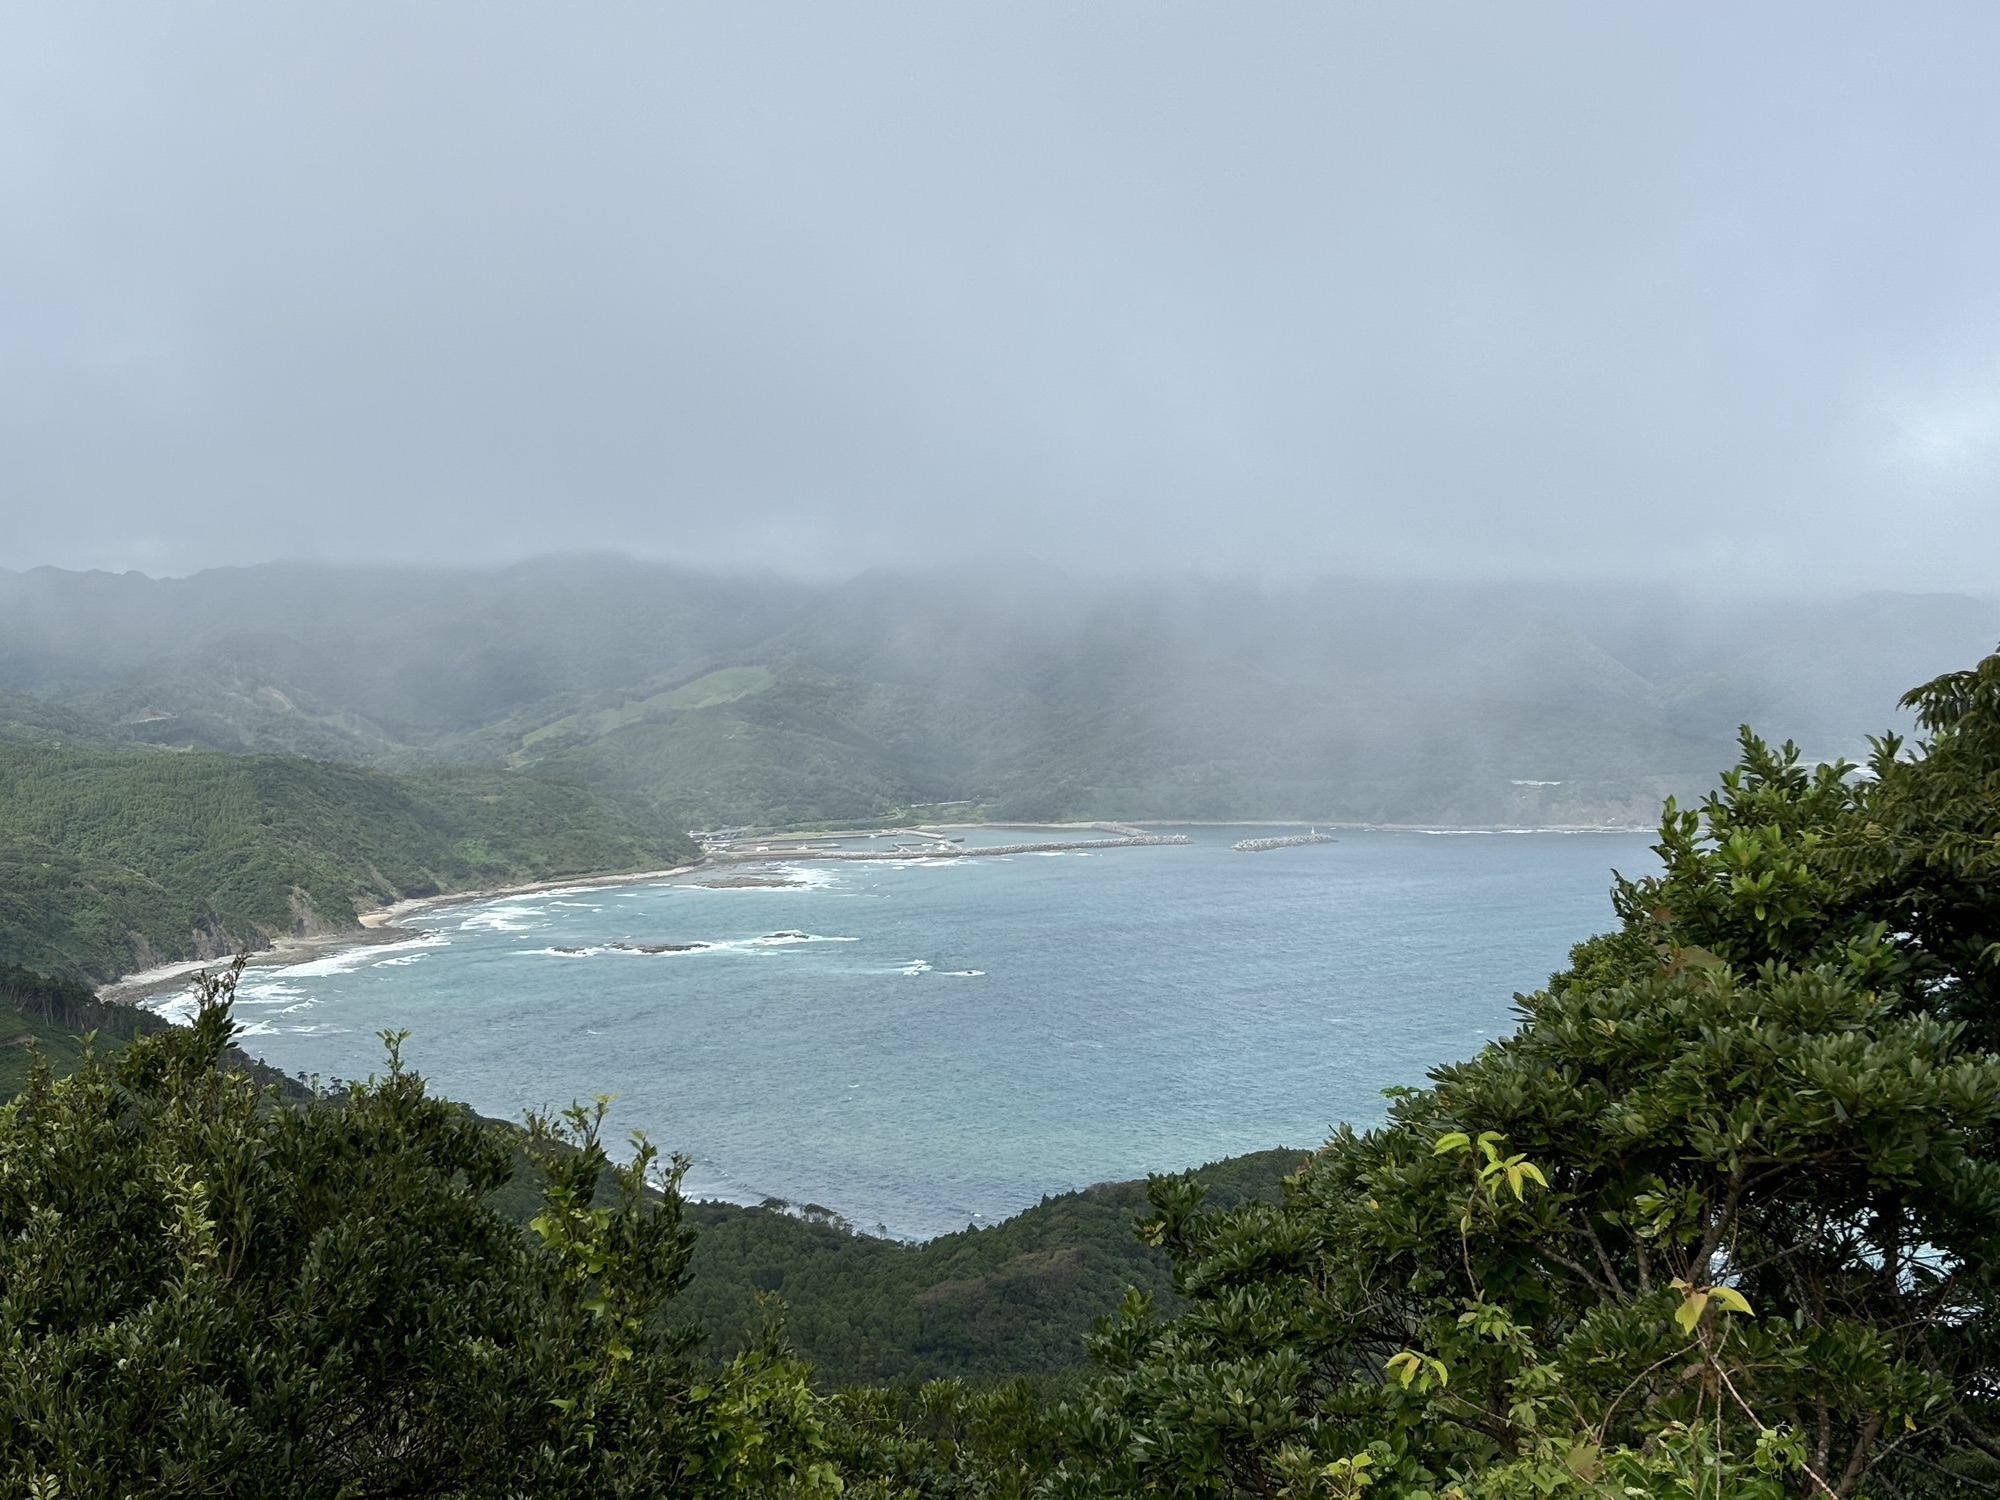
(190, 826, 1657, 1239)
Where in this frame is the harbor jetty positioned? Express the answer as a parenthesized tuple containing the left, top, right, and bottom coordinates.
(1233, 830, 1337, 852)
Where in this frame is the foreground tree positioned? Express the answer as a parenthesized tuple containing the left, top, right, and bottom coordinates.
(1069, 654, 2000, 1498)
(0, 964, 838, 1498)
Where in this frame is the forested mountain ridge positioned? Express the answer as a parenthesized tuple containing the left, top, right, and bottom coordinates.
(0, 744, 695, 980)
(4, 559, 1995, 830)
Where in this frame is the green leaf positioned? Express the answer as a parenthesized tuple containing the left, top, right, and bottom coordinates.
(1708, 1285, 1753, 1318)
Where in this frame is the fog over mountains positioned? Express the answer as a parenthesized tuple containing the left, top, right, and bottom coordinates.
(2, 559, 1991, 830)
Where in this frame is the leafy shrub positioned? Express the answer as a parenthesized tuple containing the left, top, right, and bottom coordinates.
(0, 965, 833, 1498)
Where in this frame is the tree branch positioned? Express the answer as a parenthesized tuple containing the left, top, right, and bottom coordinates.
(1835, 1412, 1884, 1498)
(1578, 1214, 1628, 1301)
(1951, 1412, 2000, 1464)
(1693, 1160, 1750, 1285)
(1532, 1247, 1615, 1300)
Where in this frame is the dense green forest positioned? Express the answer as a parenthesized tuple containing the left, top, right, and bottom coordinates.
(8, 645, 2000, 1494)
(673, 1151, 1299, 1390)
(0, 963, 160, 1095)
(0, 961, 301, 1099)
(4, 560, 1995, 829)
(0, 744, 694, 979)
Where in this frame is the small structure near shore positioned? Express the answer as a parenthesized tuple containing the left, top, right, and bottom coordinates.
(1233, 830, 1336, 853)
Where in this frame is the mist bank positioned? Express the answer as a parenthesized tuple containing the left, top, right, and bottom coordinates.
(1, 558, 1993, 831)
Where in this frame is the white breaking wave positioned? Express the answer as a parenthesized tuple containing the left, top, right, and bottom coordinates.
(772, 865, 841, 889)
(139, 932, 450, 1025)
(678, 931, 858, 955)
(511, 932, 858, 961)
(284, 931, 449, 978)
(459, 905, 546, 932)
(166, 993, 266, 1027)
(658, 863, 843, 892)
(231, 981, 309, 1006)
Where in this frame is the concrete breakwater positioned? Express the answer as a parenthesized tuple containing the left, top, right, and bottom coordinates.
(712, 833, 1191, 863)
(1232, 832, 1337, 852)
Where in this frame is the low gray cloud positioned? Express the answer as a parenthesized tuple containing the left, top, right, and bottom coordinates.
(2, 3, 1996, 589)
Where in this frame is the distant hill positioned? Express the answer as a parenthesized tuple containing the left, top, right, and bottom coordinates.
(0, 744, 696, 980)
(2, 559, 1995, 831)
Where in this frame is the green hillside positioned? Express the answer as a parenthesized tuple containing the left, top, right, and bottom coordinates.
(0, 966, 132, 1097)
(672, 1149, 1300, 1389)
(526, 666, 964, 828)
(71, 633, 409, 763)
(0, 962, 302, 1099)
(0, 744, 696, 980)
(0, 684, 122, 748)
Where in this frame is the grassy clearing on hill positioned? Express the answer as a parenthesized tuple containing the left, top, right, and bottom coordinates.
(519, 665, 778, 749)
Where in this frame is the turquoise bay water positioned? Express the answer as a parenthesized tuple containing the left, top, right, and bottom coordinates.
(207, 827, 1656, 1239)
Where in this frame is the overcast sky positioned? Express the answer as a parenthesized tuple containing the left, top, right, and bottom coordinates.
(1, 4, 1996, 590)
